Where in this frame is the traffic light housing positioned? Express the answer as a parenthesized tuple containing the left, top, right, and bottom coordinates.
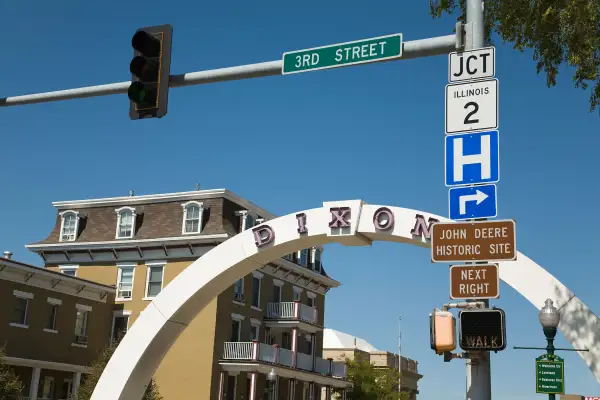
(128, 25, 173, 120)
(458, 308, 506, 351)
(429, 309, 456, 354)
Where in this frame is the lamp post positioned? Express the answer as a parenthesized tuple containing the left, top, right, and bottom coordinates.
(538, 299, 561, 400)
(266, 368, 277, 400)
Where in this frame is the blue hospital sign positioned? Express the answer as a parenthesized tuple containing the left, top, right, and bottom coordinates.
(445, 130, 500, 187)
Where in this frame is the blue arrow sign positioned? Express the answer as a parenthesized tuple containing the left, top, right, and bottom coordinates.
(445, 130, 499, 187)
(449, 184, 498, 220)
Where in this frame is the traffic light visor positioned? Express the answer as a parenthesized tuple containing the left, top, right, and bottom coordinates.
(128, 81, 157, 108)
(132, 30, 161, 57)
(130, 56, 159, 82)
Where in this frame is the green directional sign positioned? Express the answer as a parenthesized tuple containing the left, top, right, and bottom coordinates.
(536, 354, 565, 394)
(282, 33, 403, 75)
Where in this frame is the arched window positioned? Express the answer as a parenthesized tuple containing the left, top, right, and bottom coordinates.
(59, 210, 80, 242)
(115, 207, 137, 239)
(181, 201, 203, 234)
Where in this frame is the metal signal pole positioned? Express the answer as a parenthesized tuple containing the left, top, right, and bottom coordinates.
(464, 2, 492, 399)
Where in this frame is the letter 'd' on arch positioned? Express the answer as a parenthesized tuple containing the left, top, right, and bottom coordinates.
(253, 225, 275, 247)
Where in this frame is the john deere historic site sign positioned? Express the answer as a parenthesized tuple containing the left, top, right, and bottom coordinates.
(430, 220, 516, 263)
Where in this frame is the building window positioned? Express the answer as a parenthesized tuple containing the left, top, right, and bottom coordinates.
(112, 311, 131, 343)
(233, 278, 244, 302)
(299, 249, 309, 267)
(312, 248, 322, 273)
(282, 332, 291, 350)
(59, 265, 78, 277)
(145, 262, 165, 298)
(117, 264, 135, 300)
(10, 291, 32, 328)
(41, 376, 55, 399)
(251, 272, 263, 309)
(61, 379, 73, 400)
(59, 210, 80, 242)
(307, 295, 315, 308)
(293, 287, 302, 302)
(115, 207, 136, 239)
(250, 321, 260, 341)
(74, 305, 90, 346)
(230, 314, 244, 342)
(271, 282, 283, 303)
(236, 210, 258, 232)
(305, 336, 313, 355)
(181, 201, 203, 234)
(47, 303, 58, 330)
(225, 375, 237, 400)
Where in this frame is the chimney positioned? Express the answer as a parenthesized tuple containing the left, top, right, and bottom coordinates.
(3, 251, 12, 259)
(195, 183, 201, 191)
(129, 190, 135, 197)
(354, 338, 357, 349)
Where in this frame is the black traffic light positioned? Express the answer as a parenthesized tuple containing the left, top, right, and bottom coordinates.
(128, 24, 173, 120)
(458, 308, 506, 352)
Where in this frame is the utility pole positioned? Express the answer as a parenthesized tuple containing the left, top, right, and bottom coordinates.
(463, 2, 492, 399)
(398, 315, 402, 396)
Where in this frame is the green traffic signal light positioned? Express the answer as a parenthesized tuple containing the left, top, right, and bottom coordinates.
(127, 82, 157, 108)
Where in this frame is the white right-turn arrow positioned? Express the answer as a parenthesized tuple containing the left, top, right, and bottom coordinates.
(459, 189, 488, 215)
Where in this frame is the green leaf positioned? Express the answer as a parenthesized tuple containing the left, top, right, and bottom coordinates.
(430, 0, 600, 114)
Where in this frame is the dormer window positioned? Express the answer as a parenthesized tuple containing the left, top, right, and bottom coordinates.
(115, 207, 136, 239)
(312, 248, 322, 273)
(181, 201, 203, 234)
(299, 249, 309, 267)
(236, 210, 258, 232)
(59, 210, 80, 242)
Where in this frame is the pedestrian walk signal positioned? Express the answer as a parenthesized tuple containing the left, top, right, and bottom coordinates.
(128, 24, 173, 120)
(430, 309, 456, 354)
(459, 308, 506, 351)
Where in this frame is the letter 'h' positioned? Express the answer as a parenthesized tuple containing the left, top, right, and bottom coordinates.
(453, 134, 491, 181)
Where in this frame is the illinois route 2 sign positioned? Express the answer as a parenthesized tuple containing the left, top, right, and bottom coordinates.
(458, 308, 506, 351)
(445, 78, 499, 134)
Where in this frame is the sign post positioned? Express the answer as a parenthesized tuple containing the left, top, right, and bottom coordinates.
(536, 354, 565, 395)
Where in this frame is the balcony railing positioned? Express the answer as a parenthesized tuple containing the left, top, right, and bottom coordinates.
(222, 341, 347, 379)
(265, 302, 318, 325)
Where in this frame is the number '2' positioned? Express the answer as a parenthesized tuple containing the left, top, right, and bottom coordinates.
(464, 101, 480, 124)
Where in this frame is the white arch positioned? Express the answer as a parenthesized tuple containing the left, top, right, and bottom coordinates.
(90, 201, 600, 400)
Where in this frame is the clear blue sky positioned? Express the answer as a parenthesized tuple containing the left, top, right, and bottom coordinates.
(3, 0, 600, 398)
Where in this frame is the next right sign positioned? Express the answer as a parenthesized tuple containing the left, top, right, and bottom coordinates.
(449, 264, 499, 300)
(536, 355, 565, 395)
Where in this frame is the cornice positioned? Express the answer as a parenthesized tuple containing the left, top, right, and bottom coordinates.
(51, 189, 276, 220)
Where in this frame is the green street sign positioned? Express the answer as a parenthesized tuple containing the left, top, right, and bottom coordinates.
(282, 33, 403, 75)
(536, 354, 565, 394)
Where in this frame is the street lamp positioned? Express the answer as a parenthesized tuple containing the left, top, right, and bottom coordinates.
(538, 298, 561, 400)
(266, 368, 277, 400)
